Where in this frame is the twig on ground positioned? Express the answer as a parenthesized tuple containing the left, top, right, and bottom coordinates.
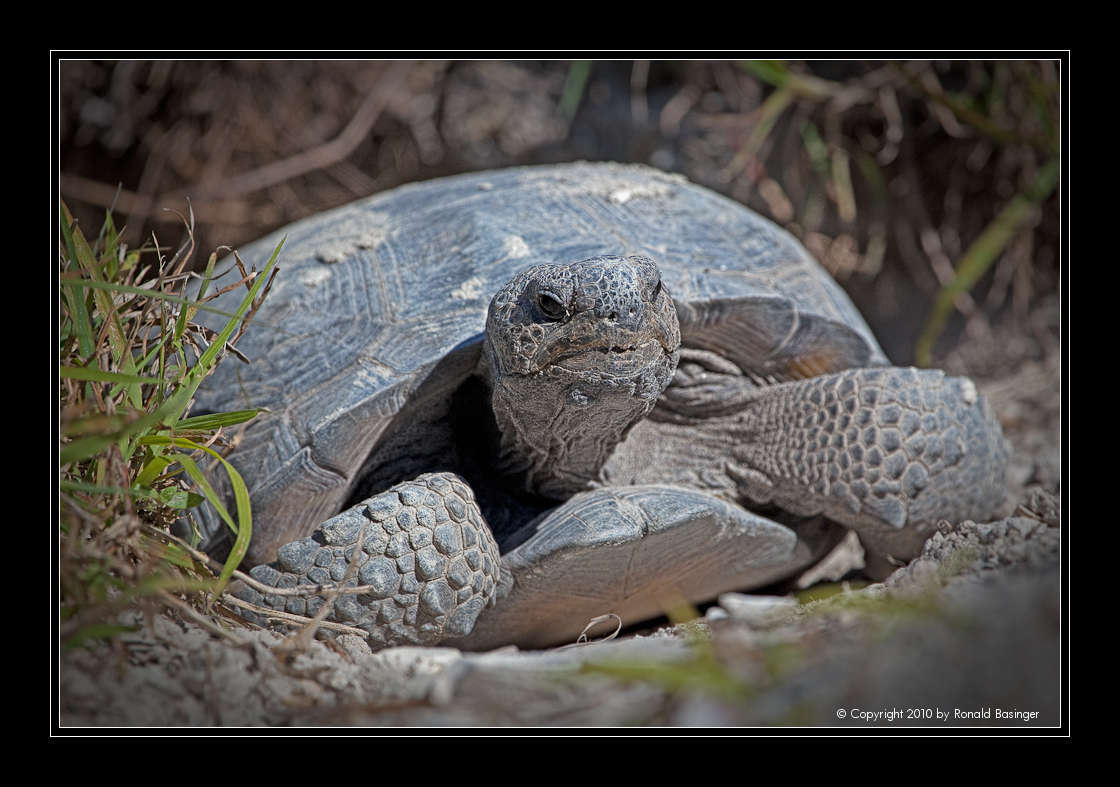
(220, 594, 370, 639)
(557, 613, 623, 649)
(141, 523, 385, 598)
(159, 591, 243, 643)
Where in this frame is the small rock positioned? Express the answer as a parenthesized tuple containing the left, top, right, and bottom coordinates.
(717, 593, 797, 626)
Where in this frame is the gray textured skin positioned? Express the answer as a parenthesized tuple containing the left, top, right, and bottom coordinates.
(195, 163, 1008, 650)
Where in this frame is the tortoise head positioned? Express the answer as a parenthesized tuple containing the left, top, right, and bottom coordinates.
(482, 256, 681, 498)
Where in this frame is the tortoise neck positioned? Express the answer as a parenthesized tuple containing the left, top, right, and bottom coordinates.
(480, 352, 666, 500)
(488, 376, 657, 500)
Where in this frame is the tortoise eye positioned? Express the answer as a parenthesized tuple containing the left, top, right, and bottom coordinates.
(537, 291, 567, 321)
(652, 278, 663, 300)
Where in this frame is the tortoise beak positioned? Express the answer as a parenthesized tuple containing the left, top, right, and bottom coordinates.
(533, 292, 679, 377)
(545, 337, 669, 378)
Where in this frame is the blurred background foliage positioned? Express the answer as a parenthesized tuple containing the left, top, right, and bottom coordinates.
(59, 58, 1062, 367)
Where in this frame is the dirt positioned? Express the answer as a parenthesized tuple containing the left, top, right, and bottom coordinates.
(56, 59, 1064, 729)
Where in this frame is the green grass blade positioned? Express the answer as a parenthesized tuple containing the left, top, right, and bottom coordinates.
(60, 366, 163, 385)
(915, 157, 1060, 366)
(62, 202, 100, 274)
(107, 334, 171, 400)
(119, 352, 144, 410)
(723, 87, 794, 178)
(194, 239, 284, 373)
(99, 211, 121, 279)
(173, 297, 190, 344)
(800, 121, 830, 176)
(196, 252, 218, 302)
(60, 284, 96, 361)
(176, 251, 217, 343)
(133, 453, 173, 489)
(59, 278, 242, 322)
(138, 436, 253, 595)
(559, 60, 592, 119)
(739, 59, 790, 88)
(67, 216, 131, 365)
(60, 206, 96, 359)
(59, 202, 82, 272)
(167, 409, 265, 431)
(738, 60, 840, 100)
(59, 382, 195, 465)
(158, 487, 206, 510)
(218, 464, 252, 595)
(141, 535, 197, 569)
(162, 449, 235, 533)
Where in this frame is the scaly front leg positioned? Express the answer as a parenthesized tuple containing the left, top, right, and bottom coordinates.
(617, 363, 1009, 564)
(728, 367, 1009, 561)
(233, 472, 502, 648)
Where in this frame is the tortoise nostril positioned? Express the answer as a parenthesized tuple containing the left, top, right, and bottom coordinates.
(608, 311, 618, 321)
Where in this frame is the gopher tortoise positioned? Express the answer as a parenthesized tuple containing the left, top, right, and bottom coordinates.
(192, 162, 1008, 650)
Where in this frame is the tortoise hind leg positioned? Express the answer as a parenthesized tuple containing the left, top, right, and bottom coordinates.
(447, 486, 844, 651)
(233, 472, 502, 649)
